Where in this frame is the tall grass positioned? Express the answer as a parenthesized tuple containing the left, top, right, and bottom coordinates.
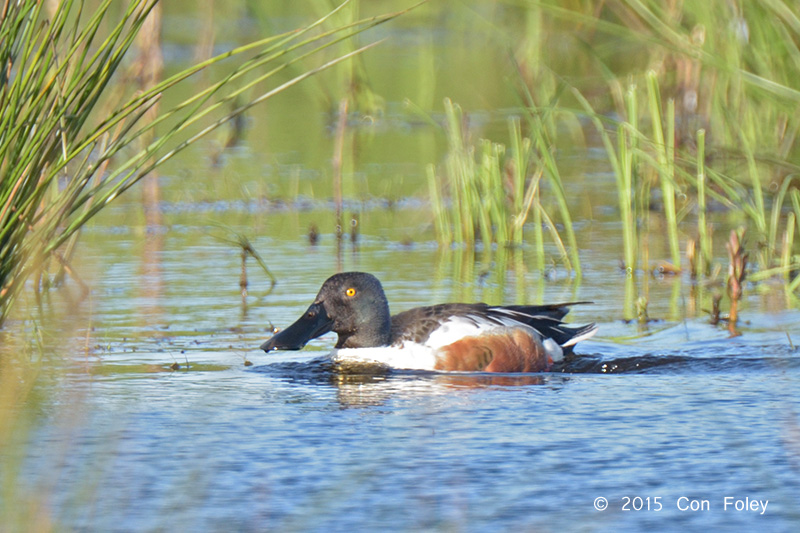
(425, 1, 793, 293)
(425, 0, 794, 326)
(695, 128, 711, 277)
(0, 0, 414, 326)
(646, 72, 681, 270)
(428, 99, 580, 276)
(501, 0, 800, 302)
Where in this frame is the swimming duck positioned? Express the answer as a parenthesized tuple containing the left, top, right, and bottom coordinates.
(260, 272, 597, 372)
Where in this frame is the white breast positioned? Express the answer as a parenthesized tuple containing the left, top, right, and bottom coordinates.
(329, 344, 438, 371)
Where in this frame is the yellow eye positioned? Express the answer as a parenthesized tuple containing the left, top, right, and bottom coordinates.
(345, 287, 356, 297)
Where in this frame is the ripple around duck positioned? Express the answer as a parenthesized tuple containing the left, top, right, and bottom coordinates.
(248, 345, 800, 384)
(557, 352, 800, 374)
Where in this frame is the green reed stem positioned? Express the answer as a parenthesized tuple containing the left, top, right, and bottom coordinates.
(696, 128, 711, 276)
(574, 85, 635, 272)
(618, 123, 636, 272)
(443, 99, 465, 244)
(531, 178, 546, 272)
(792, 190, 800, 238)
(647, 72, 681, 269)
(509, 118, 528, 247)
(769, 176, 799, 262)
(427, 164, 451, 245)
(528, 110, 580, 276)
(738, 127, 767, 236)
(625, 84, 640, 271)
(484, 141, 509, 246)
(781, 213, 795, 280)
(476, 140, 494, 247)
(540, 206, 569, 265)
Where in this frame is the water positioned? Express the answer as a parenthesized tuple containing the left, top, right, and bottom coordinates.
(5, 222, 799, 532)
(14, 353, 800, 532)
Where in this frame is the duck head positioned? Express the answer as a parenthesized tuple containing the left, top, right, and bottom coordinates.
(260, 272, 392, 352)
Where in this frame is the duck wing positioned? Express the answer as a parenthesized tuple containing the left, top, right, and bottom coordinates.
(389, 302, 594, 349)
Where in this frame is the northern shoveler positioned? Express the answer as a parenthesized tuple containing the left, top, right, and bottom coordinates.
(260, 272, 597, 372)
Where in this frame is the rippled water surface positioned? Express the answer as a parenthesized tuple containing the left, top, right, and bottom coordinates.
(15, 353, 800, 532)
(6, 220, 799, 532)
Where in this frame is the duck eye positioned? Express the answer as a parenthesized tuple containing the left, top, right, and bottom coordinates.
(345, 287, 356, 297)
(307, 310, 316, 318)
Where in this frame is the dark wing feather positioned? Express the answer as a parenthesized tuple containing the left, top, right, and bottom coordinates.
(498, 303, 576, 321)
(486, 303, 595, 348)
(389, 303, 487, 345)
(389, 301, 594, 349)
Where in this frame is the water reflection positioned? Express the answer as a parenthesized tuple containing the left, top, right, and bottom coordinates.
(257, 359, 551, 409)
(332, 373, 550, 408)
(433, 245, 535, 305)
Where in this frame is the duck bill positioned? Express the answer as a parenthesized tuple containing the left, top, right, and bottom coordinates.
(260, 304, 333, 352)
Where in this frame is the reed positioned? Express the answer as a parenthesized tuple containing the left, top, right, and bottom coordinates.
(531, 0, 800, 297)
(791, 190, 800, 293)
(429, 99, 581, 275)
(483, 140, 507, 245)
(574, 86, 639, 273)
(646, 72, 681, 271)
(726, 229, 748, 335)
(524, 105, 580, 277)
(508, 118, 528, 247)
(208, 224, 277, 296)
(769, 176, 800, 265)
(695, 128, 712, 277)
(620, 86, 638, 273)
(529, 172, 546, 274)
(418, 0, 800, 297)
(781, 213, 795, 282)
(427, 164, 451, 245)
(0, 0, 414, 325)
(442, 99, 471, 246)
(621, 86, 639, 274)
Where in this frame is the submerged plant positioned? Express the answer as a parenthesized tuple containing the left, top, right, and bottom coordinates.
(0, 0, 413, 326)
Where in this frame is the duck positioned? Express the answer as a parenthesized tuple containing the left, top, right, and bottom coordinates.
(260, 272, 597, 372)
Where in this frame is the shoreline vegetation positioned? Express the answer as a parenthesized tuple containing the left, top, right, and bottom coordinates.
(1, 0, 798, 330)
(423, 1, 799, 330)
(0, 0, 416, 327)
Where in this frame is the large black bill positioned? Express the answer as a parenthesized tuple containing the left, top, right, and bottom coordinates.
(260, 303, 333, 352)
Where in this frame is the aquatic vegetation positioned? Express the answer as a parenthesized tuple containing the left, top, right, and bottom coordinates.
(428, 99, 580, 276)
(695, 128, 712, 277)
(0, 0, 414, 326)
(510, 1, 799, 310)
(646, 73, 681, 271)
(207, 224, 277, 298)
(426, 0, 799, 298)
(725, 229, 748, 335)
